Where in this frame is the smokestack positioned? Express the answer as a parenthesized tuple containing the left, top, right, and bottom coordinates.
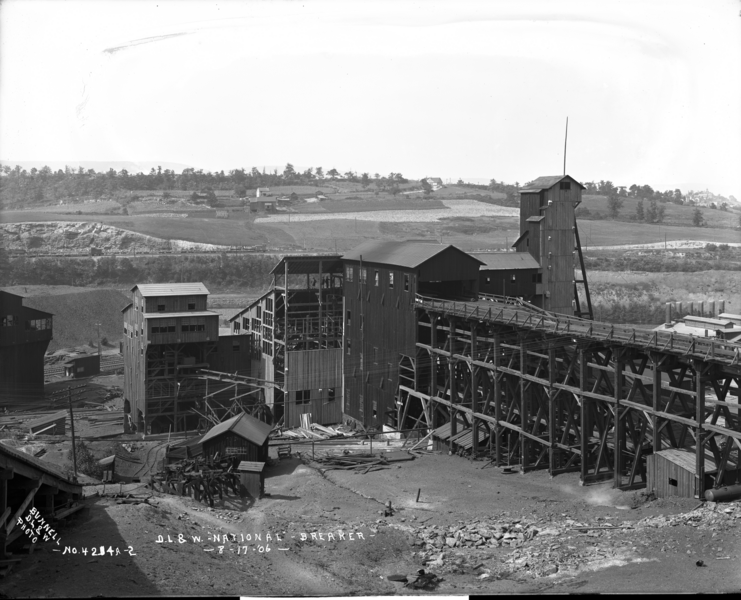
(665, 302, 672, 326)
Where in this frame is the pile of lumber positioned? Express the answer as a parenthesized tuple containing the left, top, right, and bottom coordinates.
(272, 423, 353, 441)
(310, 451, 414, 474)
(150, 457, 242, 508)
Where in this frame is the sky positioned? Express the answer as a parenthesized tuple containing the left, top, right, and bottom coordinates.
(1, 0, 740, 197)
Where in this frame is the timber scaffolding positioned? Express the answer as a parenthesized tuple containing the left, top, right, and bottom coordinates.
(396, 293, 741, 497)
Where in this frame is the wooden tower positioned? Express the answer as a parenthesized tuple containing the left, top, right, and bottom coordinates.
(512, 175, 593, 318)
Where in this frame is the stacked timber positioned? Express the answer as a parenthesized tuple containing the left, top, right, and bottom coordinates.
(150, 457, 242, 508)
(309, 451, 414, 474)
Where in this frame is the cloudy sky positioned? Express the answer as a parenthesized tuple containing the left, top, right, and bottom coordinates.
(1, 0, 739, 196)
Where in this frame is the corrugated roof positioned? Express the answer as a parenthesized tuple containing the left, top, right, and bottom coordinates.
(520, 175, 585, 193)
(142, 311, 219, 319)
(342, 240, 484, 269)
(200, 412, 273, 447)
(474, 252, 541, 271)
(132, 283, 210, 297)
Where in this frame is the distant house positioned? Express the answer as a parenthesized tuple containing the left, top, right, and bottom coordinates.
(256, 188, 271, 198)
(215, 210, 229, 219)
(249, 199, 276, 212)
(422, 177, 444, 191)
(316, 193, 328, 201)
(289, 192, 299, 202)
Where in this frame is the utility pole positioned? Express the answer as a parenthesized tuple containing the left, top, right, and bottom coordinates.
(96, 322, 102, 355)
(51, 383, 87, 482)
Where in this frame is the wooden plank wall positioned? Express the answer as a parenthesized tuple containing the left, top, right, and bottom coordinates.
(202, 432, 268, 463)
(542, 183, 578, 315)
(286, 349, 342, 391)
(143, 294, 208, 313)
(647, 454, 697, 498)
(343, 261, 418, 426)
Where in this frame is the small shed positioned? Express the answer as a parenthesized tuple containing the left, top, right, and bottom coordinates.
(237, 460, 266, 498)
(646, 449, 722, 498)
(200, 412, 273, 466)
(27, 410, 67, 435)
(64, 354, 101, 378)
(97, 449, 144, 483)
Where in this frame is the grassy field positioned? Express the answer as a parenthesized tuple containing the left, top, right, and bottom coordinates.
(11, 287, 131, 352)
(581, 195, 741, 230)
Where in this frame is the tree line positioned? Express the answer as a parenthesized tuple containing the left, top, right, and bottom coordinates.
(0, 163, 410, 208)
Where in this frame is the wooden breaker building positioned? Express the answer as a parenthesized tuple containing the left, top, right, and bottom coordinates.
(122, 283, 255, 435)
(231, 255, 344, 428)
(0, 291, 53, 405)
(341, 241, 484, 428)
(513, 175, 592, 318)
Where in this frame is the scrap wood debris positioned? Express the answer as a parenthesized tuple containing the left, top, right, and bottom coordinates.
(149, 456, 243, 507)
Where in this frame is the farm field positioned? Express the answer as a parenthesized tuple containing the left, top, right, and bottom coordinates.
(581, 194, 741, 230)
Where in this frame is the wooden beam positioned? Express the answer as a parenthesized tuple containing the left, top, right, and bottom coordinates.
(5, 481, 41, 536)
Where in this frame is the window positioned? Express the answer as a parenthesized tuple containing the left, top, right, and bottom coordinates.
(264, 312, 273, 327)
(151, 326, 159, 334)
(252, 318, 260, 330)
(486, 277, 491, 284)
(76, 367, 84, 373)
(360, 268, 367, 284)
(158, 303, 166, 312)
(296, 390, 311, 405)
(1, 315, 14, 327)
(328, 388, 336, 401)
(404, 274, 410, 292)
(560, 181, 571, 190)
(266, 298, 273, 311)
(346, 310, 351, 327)
(243, 317, 249, 331)
(374, 270, 379, 286)
(167, 325, 176, 333)
(511, 274, 516, 282)
(256, 306, 262, 319)
(668, 478, 678, 487)
(389, 272, 394, 288)
(124, 326, 127, 335)
(347, 338, 351, 355)
(232, 340, 240, 352)
(26, 318, 52, 331)
(233, 322, 241, 333)
(187, 297, 196, 310)
(346, 266, 354, 282)
(532, 273, 542, 283)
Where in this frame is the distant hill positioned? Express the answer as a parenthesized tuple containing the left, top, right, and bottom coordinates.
(19, 289, 130, 352)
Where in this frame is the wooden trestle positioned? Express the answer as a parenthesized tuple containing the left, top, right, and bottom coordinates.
(397, 295, 741, 496)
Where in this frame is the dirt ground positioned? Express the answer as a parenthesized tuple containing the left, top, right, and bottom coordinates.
(1, 449, 740, 597)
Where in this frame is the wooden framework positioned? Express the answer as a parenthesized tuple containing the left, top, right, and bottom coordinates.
(396, 295, 741, 496)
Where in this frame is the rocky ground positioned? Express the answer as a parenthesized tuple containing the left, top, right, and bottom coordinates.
(1, 449, 740, 597)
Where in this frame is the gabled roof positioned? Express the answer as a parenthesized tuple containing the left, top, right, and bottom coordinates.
(200, 412, 273, 447)
(342, 240, 484, 269)
(474, 252, 541, 270)
(520, 175, 585, 193)
(131, 283, 209, 297)
(121, 302, 133, 314)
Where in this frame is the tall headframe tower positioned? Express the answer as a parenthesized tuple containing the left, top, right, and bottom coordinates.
(513, 175, 592, 318)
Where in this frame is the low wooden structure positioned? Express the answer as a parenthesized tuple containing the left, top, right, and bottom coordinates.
(63, 354, 101, 379)
(647, 448, 738, 499)
(237, 461, 265, 498)
(0, 442, 83, 567)
(200, 412, 272, 466)
(26, 410, 67, 436)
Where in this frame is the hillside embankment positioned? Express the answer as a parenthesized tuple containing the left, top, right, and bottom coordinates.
(0, 222, 228, 254)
